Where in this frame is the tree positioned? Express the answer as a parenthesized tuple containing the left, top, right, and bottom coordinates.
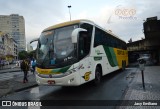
(28, 50, 36, 59)
(18, 50, 28, 60)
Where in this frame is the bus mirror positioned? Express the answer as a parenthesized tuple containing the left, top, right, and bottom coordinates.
(27, 43, 33, 52)
(27, 38, 39, 52)
(71, 28, 87, 43)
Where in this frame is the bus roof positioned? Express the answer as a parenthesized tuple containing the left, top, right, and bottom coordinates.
(43, 19, 94, 32)
(42, 19, 125, 43)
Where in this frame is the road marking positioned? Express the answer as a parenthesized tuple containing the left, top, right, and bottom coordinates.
(28, 87, 40, 109)
(125, 68, 137, 70)
(0, 72, 21, 81)
(28, 106, 40, 109)
(0, 77, 13, 81)
(30, 87, 39, 94)
(0, 72, 33, 81)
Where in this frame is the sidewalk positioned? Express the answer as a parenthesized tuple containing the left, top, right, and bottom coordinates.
(0, 73, 38, 98)
(119, 66, 160, 109)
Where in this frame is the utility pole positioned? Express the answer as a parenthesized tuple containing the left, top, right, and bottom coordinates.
(68, 5, 72, 21)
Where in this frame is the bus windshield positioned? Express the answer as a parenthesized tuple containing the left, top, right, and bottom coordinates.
(37, 25, 78, 68)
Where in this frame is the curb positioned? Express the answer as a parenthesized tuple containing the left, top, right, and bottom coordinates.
(14, 84, 38, 92)
(0, 70, 21, 74)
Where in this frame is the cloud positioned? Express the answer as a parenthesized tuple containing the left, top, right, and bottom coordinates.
(92, 6, 115, 27)
(0, 0, 64, 43)
(1, 0, 160, 45)
(75, 11, 88, 19)
(74, 4, 143, 42)
(89, 0, 160, 42)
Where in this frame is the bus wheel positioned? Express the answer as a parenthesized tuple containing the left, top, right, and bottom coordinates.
(94, 66, 102, 85)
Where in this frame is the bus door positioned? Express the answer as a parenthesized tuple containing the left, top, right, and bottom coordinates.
(78, 32, 92, 83)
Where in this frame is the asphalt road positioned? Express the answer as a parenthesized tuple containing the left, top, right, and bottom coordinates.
(0, 67, 138, 109)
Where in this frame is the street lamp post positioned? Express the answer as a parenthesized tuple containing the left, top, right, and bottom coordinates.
(68, 5, 71, 21)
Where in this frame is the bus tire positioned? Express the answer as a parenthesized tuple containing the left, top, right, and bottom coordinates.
(94, 66, 102, 85)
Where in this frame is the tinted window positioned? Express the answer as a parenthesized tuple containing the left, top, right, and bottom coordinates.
(94, 27, 126, 49)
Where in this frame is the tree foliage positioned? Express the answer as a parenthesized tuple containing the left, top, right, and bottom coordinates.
(18, 50, 37, 60)
(28, 50, 36, 59)
(18, 50, 28, 60)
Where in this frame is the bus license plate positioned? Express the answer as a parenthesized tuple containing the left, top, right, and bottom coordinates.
(47, 80, 55, 84)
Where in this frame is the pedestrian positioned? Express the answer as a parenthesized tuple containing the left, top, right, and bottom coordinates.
(20, 59, 29, 83)
(31, 58, 36, 74)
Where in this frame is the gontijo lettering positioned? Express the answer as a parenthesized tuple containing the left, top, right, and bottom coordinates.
(117, 50, 124, 55)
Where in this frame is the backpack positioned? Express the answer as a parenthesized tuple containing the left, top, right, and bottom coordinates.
(32, 61, 36, 67)
(20, 61, 25, 70)
(21, 60, 29, 71)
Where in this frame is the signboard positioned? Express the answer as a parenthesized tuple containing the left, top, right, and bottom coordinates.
(139, 64, 145, 71)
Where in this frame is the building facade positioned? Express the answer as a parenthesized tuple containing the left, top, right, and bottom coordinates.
(0, 32, 18, 63)
(127, 16, 160, 64)
(12, 39, 18, 60)
(0, 32, 5, 60)
(0, 14, 26, 52)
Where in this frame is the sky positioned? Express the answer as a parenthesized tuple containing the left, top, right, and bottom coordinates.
(0, 0, 160, 46)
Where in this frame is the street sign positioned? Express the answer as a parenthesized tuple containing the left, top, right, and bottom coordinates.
(139, 64, 145, 71)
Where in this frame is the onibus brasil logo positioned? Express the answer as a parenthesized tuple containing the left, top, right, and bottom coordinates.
(107, 5, 137, 23)
(115, 5, 137, 20)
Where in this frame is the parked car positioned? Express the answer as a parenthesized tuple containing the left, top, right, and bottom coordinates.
(12, 60, 17, 64)
(139, 54, 151, 61)
(3, 60, 9, 65)
(0, 60, 4, 66)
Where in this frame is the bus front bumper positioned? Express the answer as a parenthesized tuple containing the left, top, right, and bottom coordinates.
(35, 72, 81, 86)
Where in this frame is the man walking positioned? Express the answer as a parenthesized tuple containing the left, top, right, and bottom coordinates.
(21, 59, 29, 83)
